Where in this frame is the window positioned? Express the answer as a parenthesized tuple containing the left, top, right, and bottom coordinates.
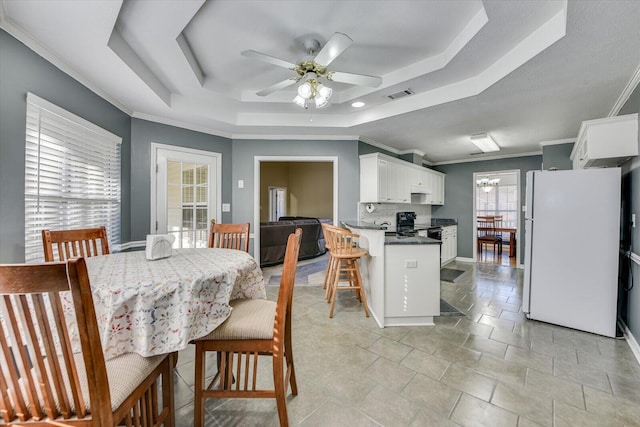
(477, 185, 518, 229)
(24, 93, 122, 262)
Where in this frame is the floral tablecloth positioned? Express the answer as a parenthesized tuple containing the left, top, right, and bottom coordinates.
(82, 248, 265, 360)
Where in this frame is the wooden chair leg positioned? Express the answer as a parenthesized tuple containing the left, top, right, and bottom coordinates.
(272, 353, 289, 427)
(353, 260, 370, 317)
(194, 344, 206, 427)
(284, 329, 297, 396)
(329, 263, 340, 318)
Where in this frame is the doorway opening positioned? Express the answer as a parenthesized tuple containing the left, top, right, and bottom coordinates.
(473, 170, 520, 267)
(268, 187, 287, 221)
(254, 157, 338, 266)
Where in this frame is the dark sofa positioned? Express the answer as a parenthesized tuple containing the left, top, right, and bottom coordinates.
(260, 217, 332, 266)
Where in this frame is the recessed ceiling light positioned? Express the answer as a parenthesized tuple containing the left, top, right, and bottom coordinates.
(351, 101, 365, 108)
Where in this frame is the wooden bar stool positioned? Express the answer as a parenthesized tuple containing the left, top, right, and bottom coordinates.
(325, 227, 370, 318)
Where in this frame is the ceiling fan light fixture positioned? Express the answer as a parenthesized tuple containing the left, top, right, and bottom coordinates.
(317, 84, 332, 99)
(297, 82, 313, 99)
(315, 94, 329, 108)
(293, 95, 307, 109)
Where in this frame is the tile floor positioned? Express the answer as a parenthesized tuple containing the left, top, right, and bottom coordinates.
(173, 258, 640, 426)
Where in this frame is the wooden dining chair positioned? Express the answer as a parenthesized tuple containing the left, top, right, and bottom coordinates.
(0, 258, 176, 426)
(208, 222, 250, 252)
(193, 228, 302, 427)
(42, 226, 110, 261)
(477, 216, 502, 255)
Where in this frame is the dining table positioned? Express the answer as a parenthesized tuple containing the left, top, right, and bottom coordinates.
(67, 248, 265, 360)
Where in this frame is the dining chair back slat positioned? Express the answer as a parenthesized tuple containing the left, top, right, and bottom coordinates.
(208, 223, 250, 252)
(0, 259, 176, 426)
(42, 226, 110, 262)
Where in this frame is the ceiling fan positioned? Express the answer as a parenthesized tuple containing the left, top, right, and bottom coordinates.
(242, 32, 382, 108)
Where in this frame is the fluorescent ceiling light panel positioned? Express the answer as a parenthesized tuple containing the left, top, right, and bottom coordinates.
(470, 133, 500, 152)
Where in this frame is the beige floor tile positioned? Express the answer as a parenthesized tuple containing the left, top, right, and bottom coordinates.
(364, 357, 417, 392)
(554, 400, 624, 427)
(490, 328, 532, 350)
(476, 354, 527, 386)
(464, 335, 508, 359)
(433, 342, 482, 368)
(504, 346, 553, 374)
(409, 409, 460, 427)
(454, 317, 494, 338)
(356, 385, 423, 427)
(553, 358, 612, 393)
(479, 314, 515, 331)
(401, 373, 461, 418)
(367, 336, 413, 362)
(440, 363, 496, 402)
(491, 382, 553, 427)
(400, 348, 451, 380)
(299, 399, 381, 426)
(451, 393, 518, 427)
(524, 368, 585, 409)
(583, 386, 640, 426)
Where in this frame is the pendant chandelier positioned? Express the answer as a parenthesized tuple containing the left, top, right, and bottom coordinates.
(476, 178, 500, 193)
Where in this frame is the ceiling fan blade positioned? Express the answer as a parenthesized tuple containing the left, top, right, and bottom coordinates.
(313, 32, 353, 67)
(241, 50, 296, 69)
(328, 71, 382, 88)
(256, 78, 299, 96)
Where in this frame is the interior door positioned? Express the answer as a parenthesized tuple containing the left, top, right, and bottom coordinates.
(154, 146, 220, 248)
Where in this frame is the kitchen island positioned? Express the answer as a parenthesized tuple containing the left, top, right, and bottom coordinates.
(342, 221, 441, 327)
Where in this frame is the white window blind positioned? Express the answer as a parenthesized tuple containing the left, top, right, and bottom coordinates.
(24, 93, 122, 262)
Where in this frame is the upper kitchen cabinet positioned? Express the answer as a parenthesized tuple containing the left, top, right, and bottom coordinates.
(570, 113, 638, 169)
(360, 153, 445, 205)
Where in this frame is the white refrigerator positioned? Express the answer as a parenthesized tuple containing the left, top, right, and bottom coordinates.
(523, 168, 621, 337)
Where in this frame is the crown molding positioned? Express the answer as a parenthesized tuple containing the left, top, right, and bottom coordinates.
(609, 62, 640, 117)
(232, 134, 358, 141)
(132, 112, 232, 139)
(432, 151, 542, 166)
(359, 136, 404, 154)
(0, 15, 133, 116)
(539, 138, 575, 147)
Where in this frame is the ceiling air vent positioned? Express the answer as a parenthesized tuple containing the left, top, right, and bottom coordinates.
(387, 89, 414, 100)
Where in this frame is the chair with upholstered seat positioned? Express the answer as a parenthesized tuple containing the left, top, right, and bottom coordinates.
(0, 258, 176, 426)
(208, 221, 250, 252)
(193, 228, 302, 427)
(42, 226, 110, 261)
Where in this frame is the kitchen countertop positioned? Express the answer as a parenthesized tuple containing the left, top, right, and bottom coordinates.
(341, 220, 387, 230)
(431, 218, 458, 226)
(385, 235, 441, 245)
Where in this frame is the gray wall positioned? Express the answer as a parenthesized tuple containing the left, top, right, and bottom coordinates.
(231, 139, 360, 251)
(542, 143, 574, 171)
(619, 84, 640, 341)
(130, 119, 233, 241)
(432, 155, 543, 259)
(0, 29, 131, 262)
(358, 141, 398, 158)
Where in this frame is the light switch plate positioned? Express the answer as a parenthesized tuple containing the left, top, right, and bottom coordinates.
(222, 203, 230, 212)
(238, 180, 244, 189)
(632, 213, 636, 228)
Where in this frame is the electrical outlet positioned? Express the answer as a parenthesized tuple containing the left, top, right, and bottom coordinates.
(222, 203, 230, 212)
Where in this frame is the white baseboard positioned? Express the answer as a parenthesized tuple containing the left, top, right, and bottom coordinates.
(455, 256, 474, 263)
(619, 319, 640, 365)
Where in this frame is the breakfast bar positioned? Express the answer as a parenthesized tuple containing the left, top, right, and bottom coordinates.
(342, 220, 441, 328)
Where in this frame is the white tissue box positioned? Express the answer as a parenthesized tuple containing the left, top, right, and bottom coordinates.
(145, 234, 175, 260)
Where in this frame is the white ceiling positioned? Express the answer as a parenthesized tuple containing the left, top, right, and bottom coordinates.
(1, 0, 639, 164)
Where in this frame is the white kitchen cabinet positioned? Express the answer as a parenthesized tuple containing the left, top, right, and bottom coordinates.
(384, 243, 440, 321)
(440, 225, 457, 265)
(360, 153, 445, 205)
(570, 113, 638, 169)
